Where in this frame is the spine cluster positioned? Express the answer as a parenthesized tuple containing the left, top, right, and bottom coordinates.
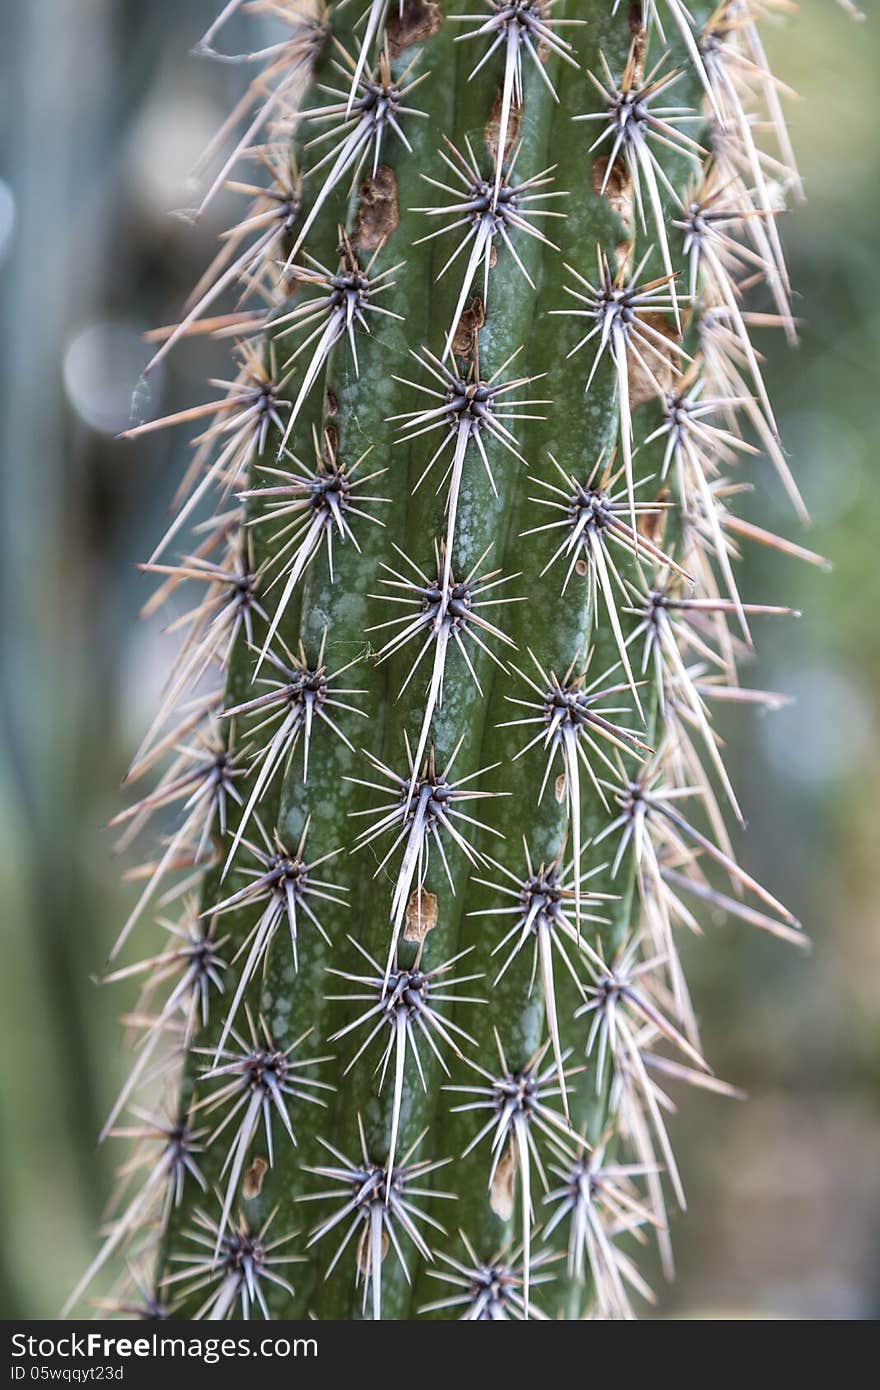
(71, 0, 832, 1321)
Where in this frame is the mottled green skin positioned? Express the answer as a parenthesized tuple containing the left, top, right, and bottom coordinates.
(163, 1, 696, 1319)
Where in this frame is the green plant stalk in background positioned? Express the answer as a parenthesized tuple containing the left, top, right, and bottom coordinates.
(68, 0, 827, 1320)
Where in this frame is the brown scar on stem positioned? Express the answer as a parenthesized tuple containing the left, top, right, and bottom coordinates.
(629, 5, 647, 53)
(325, 388, 338, 417)
(323, 421, 340, 457)
(353, 166, 400, 252)
(451, 296, 485, 362)
(387, 0, 444, 59)
(404, 887, 438, 943)
(484, 86, 522, 165)
(242, 1155, 269, 1199)
(627, 312, 680, 408)
(489, 1141, 516, 1221)
(591, 155, 634, 238)
(554, 772, 566, 805)
(615, 238, 635, 275)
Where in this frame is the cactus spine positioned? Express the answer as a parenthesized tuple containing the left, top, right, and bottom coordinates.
(72, 0, 827, 1320)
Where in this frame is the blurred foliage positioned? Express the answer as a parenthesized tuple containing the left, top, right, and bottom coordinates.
(0, 0, 877, 1318)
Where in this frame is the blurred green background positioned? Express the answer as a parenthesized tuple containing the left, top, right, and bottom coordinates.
(0, 1, 877, 1319)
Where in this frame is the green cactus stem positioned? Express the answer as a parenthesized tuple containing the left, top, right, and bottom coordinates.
(68, 0, 825, 1322)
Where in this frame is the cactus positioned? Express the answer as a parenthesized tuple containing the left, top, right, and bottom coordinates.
(69, 0, 832, 1321)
